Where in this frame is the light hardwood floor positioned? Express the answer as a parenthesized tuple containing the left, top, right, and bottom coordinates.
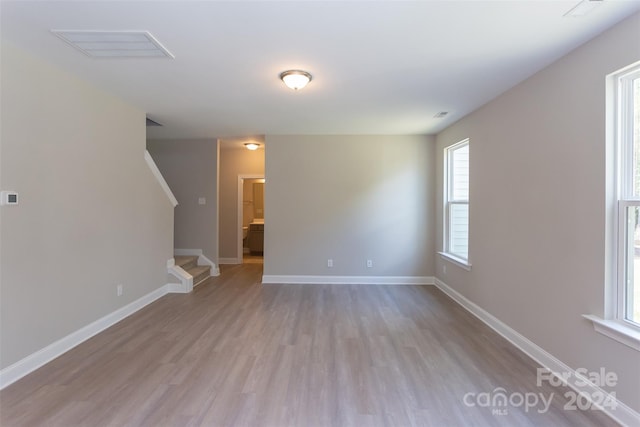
(1, 264, 617, 426)
(242, 254, 264, 265)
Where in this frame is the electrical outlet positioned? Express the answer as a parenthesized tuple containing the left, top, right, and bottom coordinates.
(327, 259, 333, 268)
(443, 264, 447, 275)
(198, 197, 206, 205)
(367, 260, 373, 268)
(117, 284, 123, 296)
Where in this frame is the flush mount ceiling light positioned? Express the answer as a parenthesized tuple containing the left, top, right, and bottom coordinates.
(244, 143, 260, 151)
(280, 70, 312, 90)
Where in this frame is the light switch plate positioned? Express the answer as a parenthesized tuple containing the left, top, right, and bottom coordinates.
(1, 191, 18, 206)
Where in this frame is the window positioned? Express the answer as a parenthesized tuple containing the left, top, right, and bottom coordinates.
(616, 64, 640, 328)
(584, 62, 640, 350)
(443, 139, 470, 266)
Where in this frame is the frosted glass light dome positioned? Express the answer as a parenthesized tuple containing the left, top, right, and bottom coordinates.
(280, 70, 312, 90)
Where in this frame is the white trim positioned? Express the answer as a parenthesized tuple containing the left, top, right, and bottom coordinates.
(197, 253, 219, 276)
(583, 315, 640, 352)
(166, 283, 184, 293)
(605, 70, 618, 321)
(438, 251, 472, 270)
(144, 150, 178, 207)
(168, 263, 193, 293)
(0, 283, 182, 390)
(219, 257, 241, 265)
(173, 248, 219, 276)
(237, 174, 264, 262)
(434, 277, 640, 427)
(610, 62, 640, 331)
(261, 275, 434, 285)
(443, 139, 470, 261)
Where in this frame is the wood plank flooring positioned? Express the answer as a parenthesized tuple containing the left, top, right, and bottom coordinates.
(0, 264, 617, 426)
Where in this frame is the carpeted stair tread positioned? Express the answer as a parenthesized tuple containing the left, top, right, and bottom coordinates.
(175, 255, 198, 270)
(189, 265, 211, 286)
(174, 255, 211, 286)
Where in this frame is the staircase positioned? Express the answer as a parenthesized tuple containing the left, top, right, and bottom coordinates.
(175, 255, 211, 287)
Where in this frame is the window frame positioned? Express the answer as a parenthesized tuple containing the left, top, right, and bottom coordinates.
(441, 139, 471, 269)
(585, 62, 640, 351)
(615, 66, 640, 330)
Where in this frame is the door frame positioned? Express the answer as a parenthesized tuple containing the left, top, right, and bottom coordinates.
(237, 174, 265, 263)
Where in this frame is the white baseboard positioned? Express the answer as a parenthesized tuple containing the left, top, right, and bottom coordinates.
(174, 248, 219, 276)
(261, 275, 435, 285)
(219, 257, 241, 265)
(433, 278, 640, 427)
(166, 283, 185, 293)
(0, 283, 181, 390)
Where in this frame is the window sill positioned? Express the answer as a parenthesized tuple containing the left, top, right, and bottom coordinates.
(583, 315, 640, 352)
(438, 252, 472, 271)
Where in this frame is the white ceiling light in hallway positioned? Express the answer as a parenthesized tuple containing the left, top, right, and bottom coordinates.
(280, 70, 312, 90)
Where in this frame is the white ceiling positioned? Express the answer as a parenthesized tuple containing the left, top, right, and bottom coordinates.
(2, 1, 639, 140)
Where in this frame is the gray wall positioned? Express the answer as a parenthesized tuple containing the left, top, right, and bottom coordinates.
(0, 42, 174, 369)
(147, 140, 218, 263)
(264, 135, 435, 277)
(435, 13, 640, 413)
(219, 144, 265, 260)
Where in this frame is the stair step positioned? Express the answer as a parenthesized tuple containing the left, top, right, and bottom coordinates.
(189, 265, 211, 286)
(174, 255, 210, 287)
(175, 255, 198, 270)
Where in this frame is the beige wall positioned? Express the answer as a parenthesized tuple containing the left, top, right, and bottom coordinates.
(147, 139, 218, 262)
(264, 135, 435, 277)
(435, 13, 640, 413)
(0, 42, 174, 369)
(219, 144, 264, 260)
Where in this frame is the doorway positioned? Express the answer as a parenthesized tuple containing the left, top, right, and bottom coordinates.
(237, 175, 265, 263)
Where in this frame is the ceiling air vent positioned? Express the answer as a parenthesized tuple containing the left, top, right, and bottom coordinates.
(434, 111, 449, 118)
(146, 117, 163, 127)
(51, 30, 174, 58)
